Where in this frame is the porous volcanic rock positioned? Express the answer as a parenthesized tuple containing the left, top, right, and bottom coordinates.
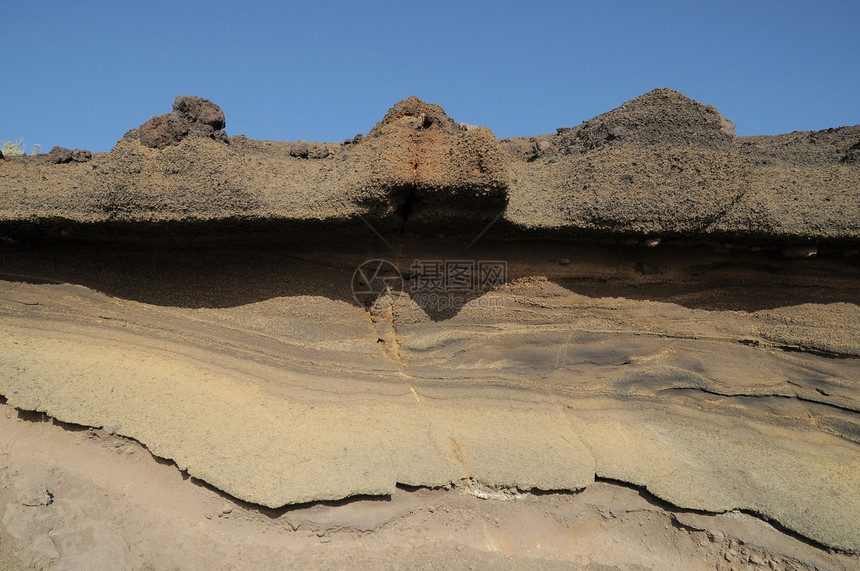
(139, 96, 228, 149)
(555, 87, 736, 152)
(139, 112, 191, 149)
(843, 139, 860, 164)
(47, 146, 93, 164)
(172, 95, 226, 131)
(359, 96, 508, 232)
(289, 140, 309, 159)
(0, 89, 857, 242)
(367, 95, 461, 138)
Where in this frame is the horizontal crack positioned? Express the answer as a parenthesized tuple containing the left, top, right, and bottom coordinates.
(593, 476, 856, 556)
(660, 385, 860, 415)
(774, 343, 860, 360)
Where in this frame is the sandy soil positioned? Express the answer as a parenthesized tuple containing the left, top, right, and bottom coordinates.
(2, 401, 857, 570)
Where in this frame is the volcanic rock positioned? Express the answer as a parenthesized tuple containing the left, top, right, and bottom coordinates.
(138, 96, 228, 149)
(558, 87, 737, 152)
(0, 88, 857, 242)
(1, 89, 860, 559)
(172, 95, 226, 131)
(139, 113, 191, 149)
(359, 96, 508, 232)
(47, 146, 93, 164)
(367, 95, 461, 138)
(843, 139, 860, 164)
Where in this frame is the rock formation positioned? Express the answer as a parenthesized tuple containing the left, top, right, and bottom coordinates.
(138, 95, 228, 149)
(1, 89, 859, 558)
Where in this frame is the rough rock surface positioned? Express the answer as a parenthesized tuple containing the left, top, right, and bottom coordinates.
(0, 90, 857, 242)
(367, 95, 461, 137)
(46, 146, 92, 164)
(4, 410, 854, 570)
(1, 90, 860, 563)
(555, 87, 736, 152)
(289, 140, 309, 158)
(360, 95, 508, 232)
(138, 96, 228, 149)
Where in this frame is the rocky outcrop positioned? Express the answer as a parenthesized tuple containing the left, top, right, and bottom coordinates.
(360, 96, 508, 232)
(47, 146, 92, 164)
(2, 89, 860, 556)
(843, 139, 860, 164)
(554, 88, 737, 153)
(138, 96, 228, 149)
(0, 89, 857, 243)
(367, 95, 461, 138)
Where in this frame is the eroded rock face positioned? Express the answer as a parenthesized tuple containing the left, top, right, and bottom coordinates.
(1, 89, 860, 559)
(843, 139, 860, 164)
(367, 95, 461, 138)
(0, 88, 857, 241)
(139, 96, 228, 149)
(359, 96, 509, 232)
(556, 88, 737, 152)
(1, 241, 859, 552)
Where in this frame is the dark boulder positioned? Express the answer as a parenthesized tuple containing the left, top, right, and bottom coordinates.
(842, 140, 860, 164)
(47, 146, 93, 164)
(139, 113, 191, 149)
(172, 96, 225, 130)
(137, 96, 228, 149)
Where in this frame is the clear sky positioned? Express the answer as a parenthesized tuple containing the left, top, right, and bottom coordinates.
(2, 0, 858, 152)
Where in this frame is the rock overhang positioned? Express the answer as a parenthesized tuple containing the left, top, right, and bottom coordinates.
(0, 89, 858, 244)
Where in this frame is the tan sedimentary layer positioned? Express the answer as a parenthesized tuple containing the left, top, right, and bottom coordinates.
(1, 269, 858, 551)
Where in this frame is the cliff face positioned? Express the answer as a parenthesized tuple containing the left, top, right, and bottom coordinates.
(1, 89, 858, 243)
(1, 90, 860, 558)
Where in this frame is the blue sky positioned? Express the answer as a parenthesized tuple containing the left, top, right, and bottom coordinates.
(2, 0, 858, 152)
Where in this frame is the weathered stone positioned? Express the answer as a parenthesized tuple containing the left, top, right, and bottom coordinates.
(842, 140, 860, 164)
(172, 96, 226, 130)
(367, 95, 460, 138)
(560, 88, 737, 151)
(308, 145, 331, 159)
(47, 146, 92, 164)
(290, 140, 309, 159)
(139, 113, 190, 149)
(138, 96, 228, 149)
